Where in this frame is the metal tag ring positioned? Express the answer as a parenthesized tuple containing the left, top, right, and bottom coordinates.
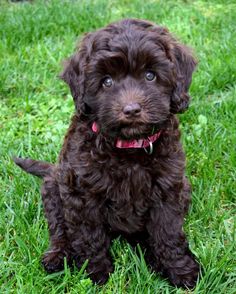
(144, 141, 153, 155)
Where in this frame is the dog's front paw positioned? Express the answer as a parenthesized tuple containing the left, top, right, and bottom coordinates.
(165, 254, 200, 289)
(42, 247, 69, 273)
(76, 257, 114, 285)
(89, 270, 111, 285)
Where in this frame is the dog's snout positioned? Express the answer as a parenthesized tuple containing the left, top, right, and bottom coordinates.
(123, 103, 141, 117)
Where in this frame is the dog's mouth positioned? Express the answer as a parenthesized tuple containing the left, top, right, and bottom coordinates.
(96, 116, 169, 140)
(106, 122, 164, 140)
(118, 124, 153, 139)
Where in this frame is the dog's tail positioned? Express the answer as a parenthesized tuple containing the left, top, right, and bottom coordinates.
(13, 157, 54, 178)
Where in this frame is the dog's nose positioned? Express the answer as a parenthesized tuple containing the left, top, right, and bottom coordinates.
(123, 103, 141, 117)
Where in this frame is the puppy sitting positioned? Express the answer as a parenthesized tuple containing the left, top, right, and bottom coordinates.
(14, 18, 200, 288)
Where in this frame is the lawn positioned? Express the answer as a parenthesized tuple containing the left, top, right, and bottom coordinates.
(0, 0, 236, 293)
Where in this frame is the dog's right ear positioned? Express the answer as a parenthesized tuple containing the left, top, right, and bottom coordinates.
(60, 55, 80, 101)
(60, 52, 86, 112)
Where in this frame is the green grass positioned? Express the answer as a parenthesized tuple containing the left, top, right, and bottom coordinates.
(1, 0, 236, 293)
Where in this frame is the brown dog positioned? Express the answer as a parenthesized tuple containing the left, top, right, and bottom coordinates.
(14, 18, 200, 288)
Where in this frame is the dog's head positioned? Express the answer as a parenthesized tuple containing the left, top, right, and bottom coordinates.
(61, 19, 197, 139)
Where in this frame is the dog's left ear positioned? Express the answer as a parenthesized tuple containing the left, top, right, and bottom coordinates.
(170, 42, 197, 113)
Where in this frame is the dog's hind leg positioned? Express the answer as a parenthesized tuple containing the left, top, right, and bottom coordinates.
(41, 174, 71, 273)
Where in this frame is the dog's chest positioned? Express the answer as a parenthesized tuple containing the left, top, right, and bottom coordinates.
(102, 164, 153, 233)
(77, 152, 157, 233)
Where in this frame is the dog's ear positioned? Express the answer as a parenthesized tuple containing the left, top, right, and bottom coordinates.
(151, 25, 197, 113)
(60, 51, 87, 113)
(60, 55, 80, 101)
(170, 42, 197, 113)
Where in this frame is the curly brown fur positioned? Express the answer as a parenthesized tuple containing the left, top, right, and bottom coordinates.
(14, 19, 200, 288)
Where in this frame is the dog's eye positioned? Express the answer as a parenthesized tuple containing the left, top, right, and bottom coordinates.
(145, 71, 156, 81)
(103, 76, 113, 88)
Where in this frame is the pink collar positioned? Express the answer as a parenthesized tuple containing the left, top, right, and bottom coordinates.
(92, 122, 161, 153)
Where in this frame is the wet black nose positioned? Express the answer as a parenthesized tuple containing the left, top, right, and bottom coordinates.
(123, 103, 141, 117)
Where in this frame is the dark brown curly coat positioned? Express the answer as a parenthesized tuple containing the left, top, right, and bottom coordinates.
(14, 18, 200, 288)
